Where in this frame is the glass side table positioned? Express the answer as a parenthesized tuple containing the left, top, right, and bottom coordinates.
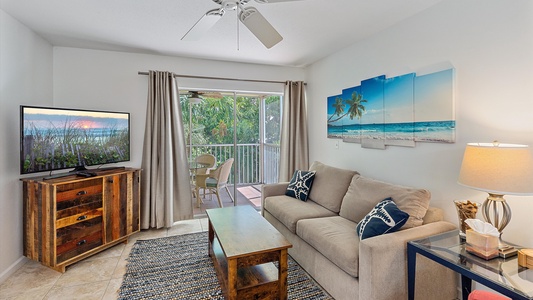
(407, 230, 533, 300)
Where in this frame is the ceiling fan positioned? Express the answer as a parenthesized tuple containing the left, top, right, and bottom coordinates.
(186, 91, 224, 103)
(181, 0, 303, 49)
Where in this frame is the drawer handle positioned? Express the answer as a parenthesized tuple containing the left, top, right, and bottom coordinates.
(76, 190, 87, 196)
(77, 240, 87, 246)
(77, 215, 87, 221)
(107, 179, 114, 183)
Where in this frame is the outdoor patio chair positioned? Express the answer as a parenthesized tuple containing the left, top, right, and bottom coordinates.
(190, 154, 216, 201)
(194, 158, 234, 208)
(194, 153, 216, 176)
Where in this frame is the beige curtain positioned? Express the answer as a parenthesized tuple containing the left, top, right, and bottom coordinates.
(141, 70, 193, 229)
(279, 81, 309, 182)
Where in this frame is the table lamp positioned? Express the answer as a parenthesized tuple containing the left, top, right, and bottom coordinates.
(458, 142, 533, 257)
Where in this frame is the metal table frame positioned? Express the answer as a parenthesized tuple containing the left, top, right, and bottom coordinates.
(407, 230, 532, 300)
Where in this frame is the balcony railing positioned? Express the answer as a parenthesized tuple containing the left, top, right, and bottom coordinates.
(188, 143, 280, 185)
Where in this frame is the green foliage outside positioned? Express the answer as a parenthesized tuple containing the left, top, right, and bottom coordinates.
(180, 93, 281, 183)
(180, 94, 281, 147)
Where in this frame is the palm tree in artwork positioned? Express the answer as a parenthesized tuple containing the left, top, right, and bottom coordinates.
(346, 92, 367, 120)
(328, 96, 345, 122)
(328, 92, 367, 124)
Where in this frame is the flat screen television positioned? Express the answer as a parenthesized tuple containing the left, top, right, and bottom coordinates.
(20, 105, 130, 175)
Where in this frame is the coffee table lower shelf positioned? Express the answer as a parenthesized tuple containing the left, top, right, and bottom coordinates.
(210, 237, 284, 299)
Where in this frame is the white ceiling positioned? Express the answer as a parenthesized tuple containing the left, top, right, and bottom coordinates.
(0, 0, 445, 67)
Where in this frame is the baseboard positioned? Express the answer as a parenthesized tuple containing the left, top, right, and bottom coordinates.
(0, 256, 28, 284)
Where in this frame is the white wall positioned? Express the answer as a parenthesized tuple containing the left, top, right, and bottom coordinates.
(0, 9, 53, 281)
(306, 0, 533, 247)
(53, 48, 305, 169)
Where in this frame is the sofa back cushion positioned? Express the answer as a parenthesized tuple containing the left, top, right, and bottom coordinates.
(339, 176, 431, 229)
(308, 161, 359, 213)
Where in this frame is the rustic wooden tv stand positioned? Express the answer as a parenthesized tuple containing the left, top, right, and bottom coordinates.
(21, 168, 141, 272)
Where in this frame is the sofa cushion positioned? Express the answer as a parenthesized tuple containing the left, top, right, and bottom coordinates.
(308, 161, 359, 213)
(339, 176, 431, 229)
(264, 195, 337, 233)
(297, 216, 360, 277)
(285, 170, 316, 201)
(356, 198, 409, 240)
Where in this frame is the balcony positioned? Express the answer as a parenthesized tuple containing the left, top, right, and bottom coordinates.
(190, 143, 280, 216)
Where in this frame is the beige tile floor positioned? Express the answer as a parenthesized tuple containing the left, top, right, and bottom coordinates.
(0, 218, 209, 300)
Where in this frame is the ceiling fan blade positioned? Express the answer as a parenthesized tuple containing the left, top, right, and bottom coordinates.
(239, 7, 283, 49)
(181, 8, 224, 41)
(200, 91, 224, 99)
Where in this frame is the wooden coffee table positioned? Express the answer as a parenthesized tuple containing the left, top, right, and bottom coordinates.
(206, 205, 292, 300)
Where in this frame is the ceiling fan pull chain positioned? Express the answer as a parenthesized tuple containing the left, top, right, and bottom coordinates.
(237, 4, 240, 51)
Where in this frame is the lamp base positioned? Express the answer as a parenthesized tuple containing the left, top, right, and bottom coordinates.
(499, 244, 518, 258)
(481, 194, 517, 258)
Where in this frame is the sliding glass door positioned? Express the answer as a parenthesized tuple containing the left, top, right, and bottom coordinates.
(181, 90, 281, 215)
(263, 95, 281, 184)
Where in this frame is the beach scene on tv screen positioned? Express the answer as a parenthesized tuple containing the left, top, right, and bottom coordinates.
(21, 107, 130, 174)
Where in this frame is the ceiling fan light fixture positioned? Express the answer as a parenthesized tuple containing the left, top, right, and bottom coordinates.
(239, 7, 283, 48)
(221, 0, 238, 10)
(190, 97, 202, 104)
(189, 92, 203, 104)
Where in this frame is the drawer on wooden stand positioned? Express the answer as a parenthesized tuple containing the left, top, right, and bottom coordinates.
(56, 180, 103, 229)
(56, 178, 102, 203)
(56, 217, 103, 263)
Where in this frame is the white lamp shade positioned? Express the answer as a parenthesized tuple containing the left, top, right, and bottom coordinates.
(458, 143, 533, 195)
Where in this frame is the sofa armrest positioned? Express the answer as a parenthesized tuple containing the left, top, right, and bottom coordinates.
(358, 221, 457, 300)
(261, 182, 289, 215)
(261, 182, 289, 198)
(262, 182, 289, 198)
(423, 206, 444, 224)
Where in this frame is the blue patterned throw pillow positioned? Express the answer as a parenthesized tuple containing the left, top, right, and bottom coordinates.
(285, 170, 316, 201)
(356, 197, 409, 240)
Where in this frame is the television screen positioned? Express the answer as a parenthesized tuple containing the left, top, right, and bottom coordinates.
(20, 105, 130, 174)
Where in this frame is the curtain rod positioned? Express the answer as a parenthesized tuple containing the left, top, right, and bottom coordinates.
(138, 71, 306, 85)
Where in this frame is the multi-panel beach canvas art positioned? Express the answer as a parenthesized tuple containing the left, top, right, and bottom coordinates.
(327, 68, 455, 149)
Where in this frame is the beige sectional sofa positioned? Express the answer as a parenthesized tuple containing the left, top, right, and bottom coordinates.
(262, 161, 457, 300)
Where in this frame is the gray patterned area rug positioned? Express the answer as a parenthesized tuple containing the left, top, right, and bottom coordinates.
(119, 231, 333, 300)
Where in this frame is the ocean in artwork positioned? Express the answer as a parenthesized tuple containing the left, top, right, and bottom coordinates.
(328, 120, 455, 143)
(327, 68, 455, 147)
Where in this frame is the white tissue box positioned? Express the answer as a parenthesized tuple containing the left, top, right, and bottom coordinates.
(465, 229, 499, 260)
